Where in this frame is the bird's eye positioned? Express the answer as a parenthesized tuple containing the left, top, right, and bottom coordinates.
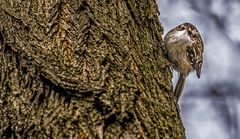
(180, 26, 185, 30)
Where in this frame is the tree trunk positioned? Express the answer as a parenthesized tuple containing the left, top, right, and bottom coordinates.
(0, 0, 185, 138)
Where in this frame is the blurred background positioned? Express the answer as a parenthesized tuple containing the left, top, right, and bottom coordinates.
(157, 0, 240, 139)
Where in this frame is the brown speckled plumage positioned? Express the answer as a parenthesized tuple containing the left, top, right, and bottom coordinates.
(164, 22, 204, 101)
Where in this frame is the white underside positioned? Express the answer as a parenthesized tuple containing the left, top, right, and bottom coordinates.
(164, 30, 193, 77)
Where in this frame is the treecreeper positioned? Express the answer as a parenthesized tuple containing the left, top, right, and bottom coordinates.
(164, 22, 204, 102)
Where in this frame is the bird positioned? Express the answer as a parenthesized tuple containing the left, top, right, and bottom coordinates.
(164, 22, 204, 102)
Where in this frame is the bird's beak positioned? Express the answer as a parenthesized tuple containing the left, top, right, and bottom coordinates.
(193, 64, 201, 78)
(196, 70, 201, 78)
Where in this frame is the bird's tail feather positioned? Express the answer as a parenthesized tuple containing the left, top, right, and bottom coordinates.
(175, 74, 186, 102)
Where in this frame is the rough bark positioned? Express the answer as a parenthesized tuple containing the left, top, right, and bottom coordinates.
(0, 0, 185, 138)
